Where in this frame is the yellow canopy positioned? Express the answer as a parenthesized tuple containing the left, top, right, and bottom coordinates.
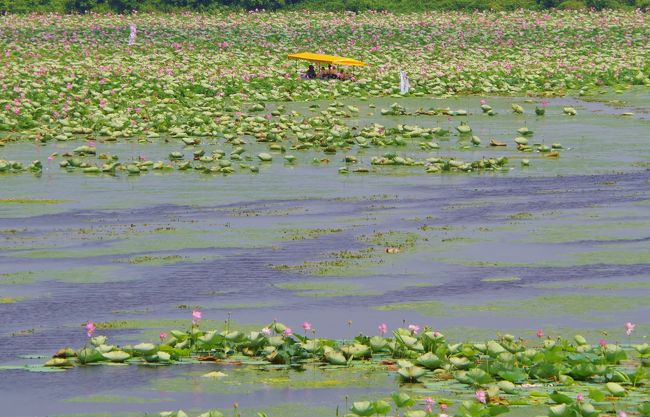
(288, 52, 367, 67)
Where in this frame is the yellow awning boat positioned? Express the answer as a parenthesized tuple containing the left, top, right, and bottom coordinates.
(288, 52, 367, 67)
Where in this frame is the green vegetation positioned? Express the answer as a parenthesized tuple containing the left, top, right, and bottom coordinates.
(2, 0, 648, 12)
(42, 320, 650, 417)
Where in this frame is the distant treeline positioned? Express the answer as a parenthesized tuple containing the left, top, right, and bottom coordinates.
(1, 0, 648, 14)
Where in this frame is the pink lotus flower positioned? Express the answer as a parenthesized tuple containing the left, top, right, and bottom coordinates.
(475, 389, 486, 404)
(619, 412, 627, 417)
(47, 155, 54, 161)
(302, 321, 312, 331)
(408, 324, 420, 334)
(480, 99, 487, 105)
(283, 327, 293, 337)
(424, 397, 434, 413)
(192, 309, 202, 324)
(159, 332, 167, 341)
(433, 331, 441, 338)
(536, 329, 544, 338)
(440, 404, 448, 410)
(85, 321, 96, 338)
(440, 414, 449, 417)
(378, 323, 388, 336)
(599, 339, 607, 347)
(576, 393, 583, 401)
(261, 327, 272, 336)
(625, 322, 635, 336)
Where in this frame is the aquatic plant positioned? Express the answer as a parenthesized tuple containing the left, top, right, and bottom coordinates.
(45, 319, 649, 415)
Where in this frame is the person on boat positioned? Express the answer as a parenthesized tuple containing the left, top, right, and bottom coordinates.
(328, 65, 338, 79)
(306, 64, 316, 79)
(320, 64, 334, 79)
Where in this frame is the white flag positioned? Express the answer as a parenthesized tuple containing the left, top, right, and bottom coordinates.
(400, 70, 410, 95)
(128, 24, 137, 46)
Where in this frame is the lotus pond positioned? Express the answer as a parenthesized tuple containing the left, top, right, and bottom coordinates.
(1, 9, 650, 417)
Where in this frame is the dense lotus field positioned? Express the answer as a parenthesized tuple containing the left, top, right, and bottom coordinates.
(1, 10, 649, 139)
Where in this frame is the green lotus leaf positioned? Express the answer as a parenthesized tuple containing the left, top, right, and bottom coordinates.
(556, 376, 573, 388)
(498, 369, 527, 384)
(605, 369, 630, 383)
(369, 336, 388, 352)
(391, 392, 415, 409)
(587, 387, 606, 402)
(350, 401, 375, 416)
(102, 350, 130, 363)
(270, 322, 286, 333)
(258, 153, 273, 162)
(487, 340, 506, 356)
(341, 344, 370, 359)
(96, 344, 114, 353)
(267, 336, 285, 347)
(449, 356, 471, 369)
(398, 364, 426, 381)
(199, 330, 221, 345)
(577, 402, 598, 417)
(224, 331, 243, 342)
(569, 363, 599, 380)
(44, 358, 73, 367)
(548, 404, 570, 417)
(605, 382, 626, 397)
(511, 104, 524, 114)
(133, 343, 157, 355)
(456, 123, 472, 134)
(603, 344, 627, 364)
(462, 367, 493, 386)
(633, 343, 650, 355)
(549, 391, 573, 405)
(77, 347, 104, 364)
(372, 400, 391, 415)
(395, 334, 424, 352)
(497, 380, 517, 394)
(574, 335, 587, 346)
(90, 335, 108, 347)
(416, 352, 442, 370)
(324, 350, 347, 366)
(563, 107, 577, 116)
(301, 340, 321, 353)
